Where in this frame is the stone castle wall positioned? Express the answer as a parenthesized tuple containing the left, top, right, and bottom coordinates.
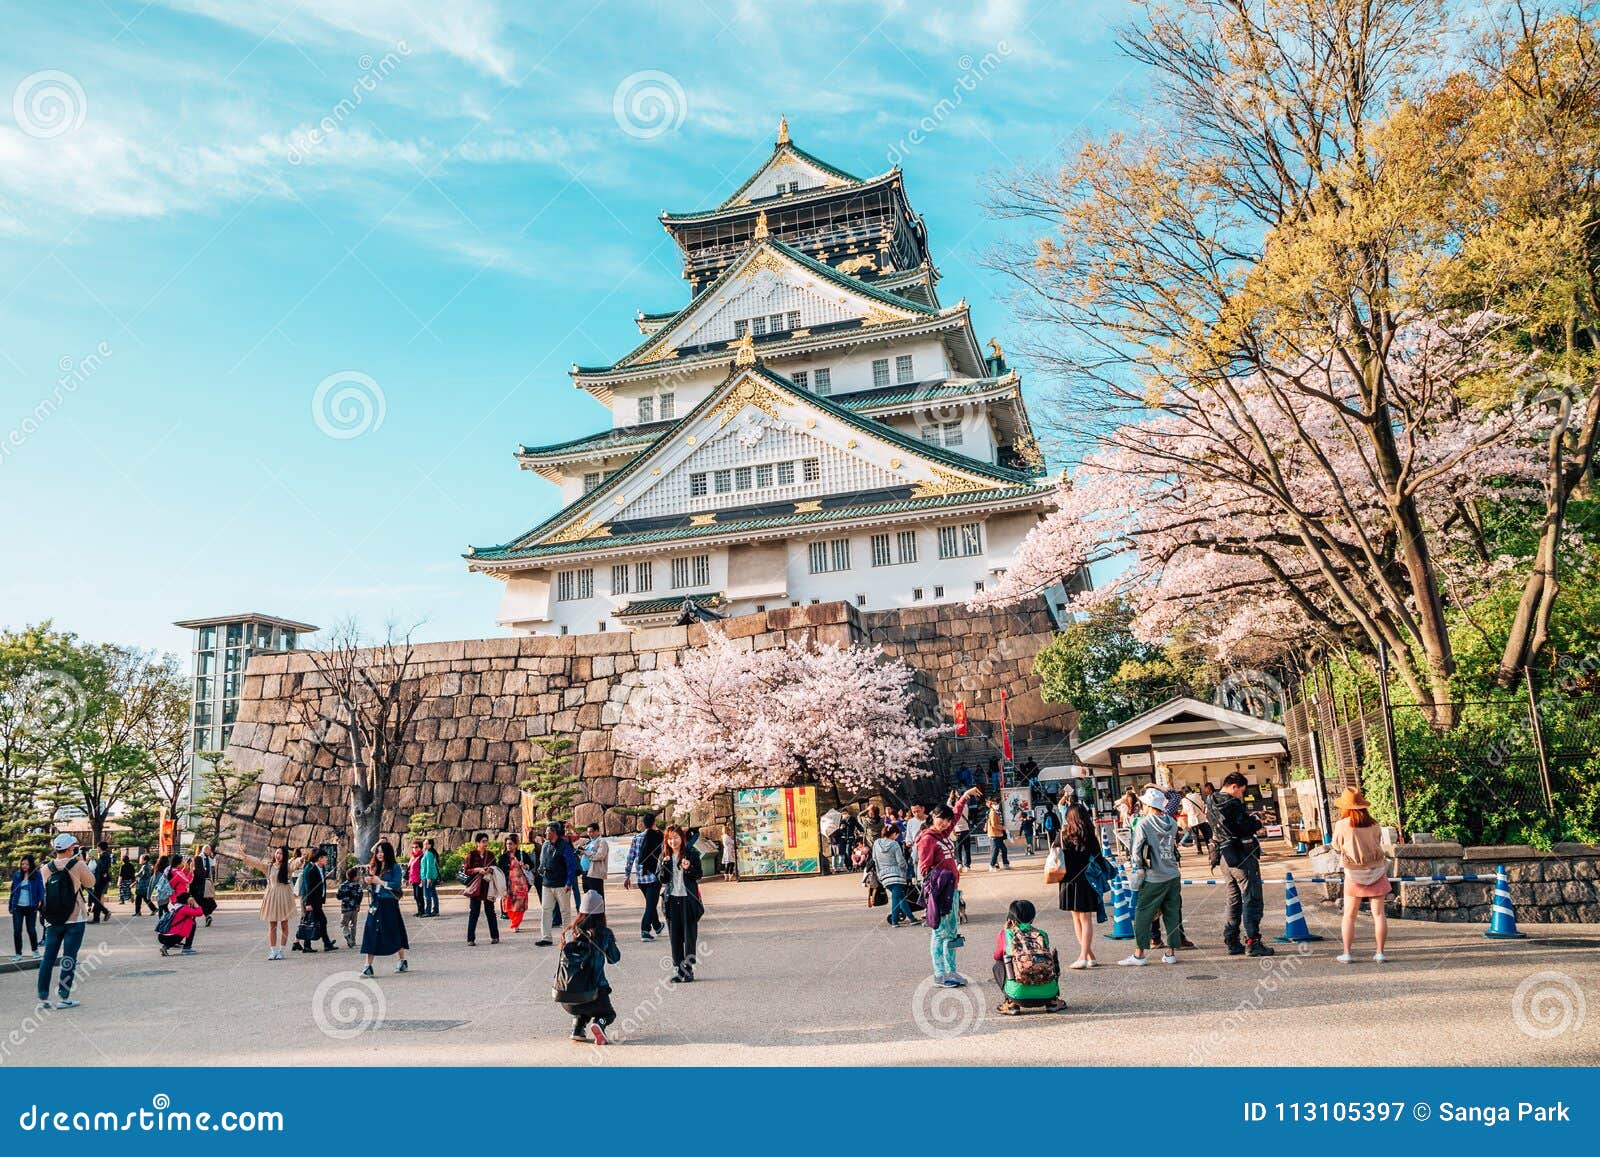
(223, 599, 1074, 854)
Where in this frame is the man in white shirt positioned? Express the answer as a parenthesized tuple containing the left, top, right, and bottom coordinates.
(902, 805, 927, 879)
(582, 823, 611, 895)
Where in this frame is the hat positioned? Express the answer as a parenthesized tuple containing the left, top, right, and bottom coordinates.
(52, 833, 78, 851)
(578, 890, 605, 915)
(1333, 787, 1371, 812)
(1140, 787, 1168, 810)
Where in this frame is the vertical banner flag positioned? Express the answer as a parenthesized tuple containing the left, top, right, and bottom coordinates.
(954, 699, 968, 736)
(1000, 689, 1014, 761)
(159, 810, 175, 856)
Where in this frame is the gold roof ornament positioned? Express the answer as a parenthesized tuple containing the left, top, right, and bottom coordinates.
(753, 210, 769, 241)
(988, 337, 1005, 361)
(776, 114, 789, 146)
(733, 330, 757, 367)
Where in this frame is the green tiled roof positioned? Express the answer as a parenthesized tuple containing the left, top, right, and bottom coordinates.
(518, 420, 675, 460)
(467, 483, 1050, 563)
(576, 238, 938, 377)
(659, 144, 871, 222)
(616, 592, 725, 618)
(474, 361, 1042, 561)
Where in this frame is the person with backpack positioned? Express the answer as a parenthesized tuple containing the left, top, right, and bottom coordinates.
(1210, 772, 1275, 957)
(622, 812, 665, 942)
(37, 833, 96, 1010)
(556, 890, 622, 1045)
(1118, 788, 1185, 966)
(157, 891, 204, 956)
(151, 855, 174, 916)
(993, 899, 1065, 1013)
(10, 853, 44, 962)
(1019, 809, 1037, 855)
(870, 827, 917, 927)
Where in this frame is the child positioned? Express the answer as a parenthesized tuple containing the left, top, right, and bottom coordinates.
(993, 899, 1064, 1014)
(720, 827, 736, 880)
(556, 891, 621, 1045)
(157, 892, 205, 956)
(336, 866, 364, 948)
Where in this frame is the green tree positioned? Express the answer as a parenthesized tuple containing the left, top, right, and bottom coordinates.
(404, 809, 437, 844)
(120, 780, 162, 850)
(193, 752, 262, 853)
(520, 735, 580, 826)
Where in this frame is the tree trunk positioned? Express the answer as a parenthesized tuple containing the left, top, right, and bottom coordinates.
(349, 779, 383, 864)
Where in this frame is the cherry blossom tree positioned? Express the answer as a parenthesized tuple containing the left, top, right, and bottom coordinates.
(615, 631, 940, 806)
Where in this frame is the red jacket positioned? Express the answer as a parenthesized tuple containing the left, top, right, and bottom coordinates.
(916, 795, 973, 881)
(165, 902, 204, 939)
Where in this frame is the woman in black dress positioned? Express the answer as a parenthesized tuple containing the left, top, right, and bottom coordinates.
(360, 839, 409, 976)
(1057, 802, 1103, 969)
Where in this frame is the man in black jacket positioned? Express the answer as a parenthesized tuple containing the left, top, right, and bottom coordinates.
(1210, 772, 1275, 957)
(89, 842, 113, 923)
(294, 847, 338, 952)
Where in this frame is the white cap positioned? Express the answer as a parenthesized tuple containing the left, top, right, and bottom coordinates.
(578, 889, 605, 915)
(1140, 787, 1168, 810)
(52, 833, 78, 851)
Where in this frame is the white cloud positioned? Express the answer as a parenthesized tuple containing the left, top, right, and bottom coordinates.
(153, 0, 516, 81)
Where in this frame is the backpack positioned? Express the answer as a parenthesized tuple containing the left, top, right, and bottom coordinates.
(154, 909, 177, 936)
(1006, 924, 1059, 986)
(41, 858, 81, 926)
(552, 937, 604, 1004)
(153, 870, 174, 905)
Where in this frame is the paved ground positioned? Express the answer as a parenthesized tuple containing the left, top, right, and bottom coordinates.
(4, 850, 1596, 1066)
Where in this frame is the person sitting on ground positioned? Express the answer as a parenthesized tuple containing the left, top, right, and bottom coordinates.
(158, 891, 205, 956)
(993, 899, 1064, 1014)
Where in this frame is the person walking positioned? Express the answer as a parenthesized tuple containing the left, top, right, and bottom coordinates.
(871, 827, 917, 927)
(10, 853, 44, 962)
(336, 866, 364, 947)
(360, 839, 410, 976)
(88, 841, 113, 924)
(117, 852, 135, 904)
(1331, 788, 1391, 963)
(1041, 801, 1062, 848)
(623, 813, 665, 942)
(535, 823, 574, 946)
(1019, 809, 1037, 855)
(420, 838, 441, 916)
(157, 892, 204, 956)
(985, 799, 1011, 870)
(151, 855, 174, 917)
(950, 792, 975, 869)
(463, 833, 501, 946)
(1057, 802, 1104, 969)
(993, 899, 1065, 1014)
(917, 786, 983, 988)
(191, 845, 217, 926)
(407, 841, 426, 916)
(1118, 787, 1184, 966)
(1211, 772, 1275, 957)
(294, 847, 338, 953)
(258, 846, 298, 961)
(36, 834, 96, 1010)
(1181, 786, 1211, 854)
(582, 823, 610, 895)
(557, 890, 622, 1045)
(719, 826, 736, 880)
(133, 854, 154, 917)
(660, 825, 703, 982)
(501, 837, 533, 933)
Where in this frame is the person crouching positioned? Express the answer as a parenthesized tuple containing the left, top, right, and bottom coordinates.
(993, 900, 1064, 1013)
(557, 890, 621, 1045)
(158, 892, 205, 956)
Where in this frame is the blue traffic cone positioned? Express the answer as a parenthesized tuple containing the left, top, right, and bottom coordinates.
(1272, 871, 1325, 942)
(1107, 865, 1135, 940)
(1484, 864, 1527, 939)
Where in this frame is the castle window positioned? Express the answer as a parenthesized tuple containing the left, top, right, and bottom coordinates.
(635, 561, 653, 592)
(942, 421, 963, 446)
(912, 587, 924, 601)
(872, 358, 890, 388)
(690, 472, 708, 497)
(938, 522, 984, 559)
(896, 530, 918, 564)
(670, 554, 711, 589)
(752, 316, 768, 336)
(556, 568, 593, 602)
(714, 469, 733, 494)
(814, 368, 831, 395)
(791, 370, 808, 390)
(896, 354, 914, 383)
(755, 463, 774, 488)
(769, 313, 786, 332)
(802, 457, 820, 482)
(735, 466, 753, 490)
(735, 319, 748, 338)
(637, 396, 654, 424)
(611, 564, 630, 595)
(659, 392, 675, 420)
(870, 533, 892, 567)
(808, 538, 851, 574)
(776, 461, 796, 485)
(856, 594, 867, 606)
(787, 311, 801, 329)
(934, 585, 945, 599)
(583, 471, 603, 493)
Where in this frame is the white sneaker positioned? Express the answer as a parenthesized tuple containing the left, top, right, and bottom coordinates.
(1372, 951, 1387, 964)
(33, 949, 43, 958)
(1336, 952, 1354, 964)
(56, 998, 79, 1008)
(36, 1000, 51, 1011)
(1116, 954, 1148, 967)
(1068, 959, 1090, 970)
(1161, 952, 1177, 964)
(10, 954, 21, 963)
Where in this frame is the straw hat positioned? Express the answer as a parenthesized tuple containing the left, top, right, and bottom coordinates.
(1333, 787, 1371, 812)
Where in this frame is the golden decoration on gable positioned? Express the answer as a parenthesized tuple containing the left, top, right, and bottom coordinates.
(793, 500, 822, 513)
(543, 514, 611, 545)
(910, 468, 998, 499)
(837, 253, 878, 276)
(738, 249, 788, 280)
(861, 305, 906, 327)
(712, 374, 783, 427)
(753, 210, 769, 240)
(689, 512, 718, 527)
(732, 330, 757, 368)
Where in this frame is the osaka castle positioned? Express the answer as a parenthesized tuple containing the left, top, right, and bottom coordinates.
(467, 118, 1057, 635)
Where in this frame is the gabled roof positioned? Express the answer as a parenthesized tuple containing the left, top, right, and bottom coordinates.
(577, 237, 940, 377)
(1074, 697, 1289, 763)
(659, 127, 874, 224)
(472, 359, 1040, 561)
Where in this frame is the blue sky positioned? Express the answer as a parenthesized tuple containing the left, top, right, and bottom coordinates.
(0, 0, 1134, 658)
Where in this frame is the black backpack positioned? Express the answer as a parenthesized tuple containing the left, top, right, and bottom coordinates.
(552, 937, 603, 1004)
(42, 858, 81, 927)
